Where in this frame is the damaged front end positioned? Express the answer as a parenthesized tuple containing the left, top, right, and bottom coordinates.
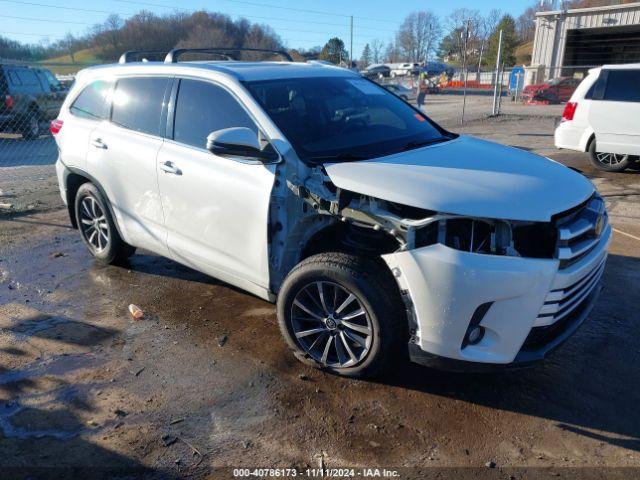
(269, 163, 608, 369)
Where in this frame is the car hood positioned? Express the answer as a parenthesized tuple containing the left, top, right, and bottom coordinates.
(323, 135, 594, 222)
(524, 83, 548, 92)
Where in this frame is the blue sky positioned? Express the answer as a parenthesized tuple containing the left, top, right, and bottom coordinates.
(0, 0, 534, 57)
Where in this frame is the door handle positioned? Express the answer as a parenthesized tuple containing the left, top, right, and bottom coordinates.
(159, 161, 181, 175)
(91, 138, 108, 149)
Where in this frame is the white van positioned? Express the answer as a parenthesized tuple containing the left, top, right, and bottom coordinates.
(554, 64, 640, 172)
(53, 48, 610, 377)
(388, 63, 420, 78)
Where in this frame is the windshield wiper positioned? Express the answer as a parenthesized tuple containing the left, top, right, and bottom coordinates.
(399, 136, 450, 153)
(308, 151, 369, 163)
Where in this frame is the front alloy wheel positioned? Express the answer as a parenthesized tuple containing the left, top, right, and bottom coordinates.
(277, 253, 407, 378)
(291, 281, 373, 368)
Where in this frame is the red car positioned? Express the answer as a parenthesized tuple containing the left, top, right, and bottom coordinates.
(522, 77, 581, 104)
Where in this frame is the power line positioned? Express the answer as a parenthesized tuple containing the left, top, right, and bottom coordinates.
(115, 0, 351, 18)
(0, 0, 136, 16)
(0, 0, 397, 35)
(0, 14, 94, 25)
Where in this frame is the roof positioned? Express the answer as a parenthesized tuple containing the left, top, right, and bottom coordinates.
(536, 1, 640, 17)
(81, 60, 357, 82)
(601, 63, 640, 70)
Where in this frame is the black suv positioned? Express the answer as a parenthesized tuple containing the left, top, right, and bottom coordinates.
(0, 64, 68, 139)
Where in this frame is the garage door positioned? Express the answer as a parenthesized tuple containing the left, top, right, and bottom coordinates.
(563, 25, 640, 68)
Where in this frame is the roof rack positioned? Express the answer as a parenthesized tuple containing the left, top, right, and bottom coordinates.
(118, 51, 169, 64)
(164, 47, 293, 63)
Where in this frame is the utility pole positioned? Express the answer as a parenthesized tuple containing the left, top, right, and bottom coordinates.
(492, 29, 503, 116)
(425, 23, 432, 63)
(460, 19, 471, 126)
(350, 15, 354, 68)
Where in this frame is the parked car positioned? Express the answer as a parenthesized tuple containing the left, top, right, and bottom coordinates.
(422, 62, 454, 78)
(388, 63, 420, 78)
(0, 64, 67, 139)
(555, 64, 640, 172)
(53, 50, 610, 378)
(384, 83, 416, 102)
(361, 64, 390, 79)
(521, 76, 580, 104)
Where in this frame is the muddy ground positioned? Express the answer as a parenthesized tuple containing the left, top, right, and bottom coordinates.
(1, 112, 639, 480)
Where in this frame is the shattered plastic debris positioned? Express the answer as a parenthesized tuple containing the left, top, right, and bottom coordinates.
(128, 304, 144, 320)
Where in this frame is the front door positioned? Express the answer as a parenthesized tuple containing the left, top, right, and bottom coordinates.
(156, 78, 276, 297)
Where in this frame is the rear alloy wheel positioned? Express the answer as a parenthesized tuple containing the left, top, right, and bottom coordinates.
(21, 111, 41, 140)
(589, 140, 631, 172)
(75, 183, 136, 264)
(277, 253, 407, 378)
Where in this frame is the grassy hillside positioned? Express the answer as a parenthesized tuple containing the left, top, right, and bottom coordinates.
(40, 48, 102, 74)
(515, 41, 533, 66)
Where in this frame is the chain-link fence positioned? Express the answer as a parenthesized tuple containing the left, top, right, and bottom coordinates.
(0, 60, 94, 168)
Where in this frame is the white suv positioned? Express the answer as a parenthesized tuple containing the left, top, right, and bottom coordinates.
(53, 48, 611, 377)
(554, 64, 640, 172)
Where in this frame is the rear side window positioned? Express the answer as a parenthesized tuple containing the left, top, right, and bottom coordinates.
(111, 77, 169, 136)
(603, 70, 640, 102)
(70, 79, 113, 120)
(17, 69, 38, 86)
(173, 79, 257, 149)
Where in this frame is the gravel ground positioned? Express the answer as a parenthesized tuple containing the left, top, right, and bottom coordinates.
(1, 105, 639, 479)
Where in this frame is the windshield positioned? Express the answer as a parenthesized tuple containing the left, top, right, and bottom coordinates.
(244, 76, 450, 163)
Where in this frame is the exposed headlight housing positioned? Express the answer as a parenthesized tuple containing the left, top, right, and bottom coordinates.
(413, 216, 557, 259)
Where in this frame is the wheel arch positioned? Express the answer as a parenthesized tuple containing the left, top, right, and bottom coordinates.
(584, 131, 596, 152)
(273, 217, 402, 294)
(64, 167, 127, 240)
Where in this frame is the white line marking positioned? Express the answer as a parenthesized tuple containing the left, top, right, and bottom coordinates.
(613, 228, 640, 242)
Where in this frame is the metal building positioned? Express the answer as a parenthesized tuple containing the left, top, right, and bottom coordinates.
(527, 2, 640, 84)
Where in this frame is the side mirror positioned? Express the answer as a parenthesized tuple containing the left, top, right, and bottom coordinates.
(206, 127, 277, 162)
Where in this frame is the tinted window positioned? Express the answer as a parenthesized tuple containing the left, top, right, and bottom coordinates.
(173, 79, 257, 149)
(111, 77, 169, 135)
(17, 69, 38, 86)
(70, 79, 113, 120)
(244, 76, 448, 163)
(8, 71, 21, 86)
(603, 70, 640, 102)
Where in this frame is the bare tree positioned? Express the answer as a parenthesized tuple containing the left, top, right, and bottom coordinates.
(61, 32, 76, 63)
(370, 38, 385, 64)
(395, 11, 442, 62)
(384, 41, 402, 63)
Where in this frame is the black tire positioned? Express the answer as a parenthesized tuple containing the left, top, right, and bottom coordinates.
(589, 140, 631, 172)
(277, 252, 407, 378)
(21, 110, 41, 140)
(74, 183, 136, 264)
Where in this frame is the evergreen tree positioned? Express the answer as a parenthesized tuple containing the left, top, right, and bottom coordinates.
(360, 43, 371, 67)
(485, 15, 518, 67)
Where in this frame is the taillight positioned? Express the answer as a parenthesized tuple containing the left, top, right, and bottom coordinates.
(50, 119, 64, 135)
(562, 102, 578, 122)
(4, 95, 13, 109)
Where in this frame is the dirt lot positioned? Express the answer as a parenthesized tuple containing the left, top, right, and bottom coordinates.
(1, 106, 639, 479)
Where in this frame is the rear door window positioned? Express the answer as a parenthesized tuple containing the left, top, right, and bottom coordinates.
(16, 68, 39, 86)
(172, 79, 257, 149)
(111, 77, 169, 136)
(603, 70, 640, 102)
(70, 79, 113, 120)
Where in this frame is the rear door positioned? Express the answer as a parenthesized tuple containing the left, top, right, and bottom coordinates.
(86, 76, 170, 256)
(589, 69, 640, 155)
